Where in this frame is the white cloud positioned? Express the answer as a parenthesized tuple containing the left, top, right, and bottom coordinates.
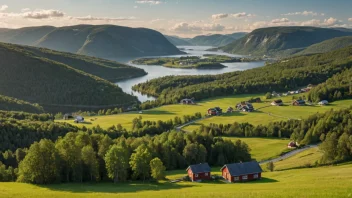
(136, 0, 163, 5)
(170, 22, 225, 34)
(211, 12, 255, 20)
(22, 10, 65, 19)
(21, 8, 31, 12)
(271, 18, 290, 23)
(323, 17, 338, 26)
(349, 18, 352, 22)
(73, 15, 134, 22)
(0, 5, 8, 11)
(211, 13, 229, 20)
(283, 11, 319, 16)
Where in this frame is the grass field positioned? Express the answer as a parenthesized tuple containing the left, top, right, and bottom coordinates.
(224, 137, 290, 161)
(58, 92, 352, 131)
(262, 147, 324, 171)
(1, 163, 351, 198)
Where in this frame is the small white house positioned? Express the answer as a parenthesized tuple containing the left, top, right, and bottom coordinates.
(318, 100, 329, 106)
(74, 116, 84, 123)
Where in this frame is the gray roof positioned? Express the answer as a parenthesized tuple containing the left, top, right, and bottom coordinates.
(186, 163, 211, 174)
(221, 161, 262, 176)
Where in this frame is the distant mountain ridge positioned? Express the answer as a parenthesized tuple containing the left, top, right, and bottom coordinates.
(220, 26, 352, 57)
(166, 32, 247, 47)
(0, 25, 184, 59)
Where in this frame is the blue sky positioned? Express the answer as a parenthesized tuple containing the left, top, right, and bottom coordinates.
(0, 0, 351, 37)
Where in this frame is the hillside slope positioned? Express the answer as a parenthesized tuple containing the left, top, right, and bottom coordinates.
(165, 35, 192, 46)
(221, 26, 352, 56)
(0, 43, 139, 113)
(0, 25, 184, 59)
(295, 36, 352, 56)
(0, 94, 44, 113)
(188, 32, 247, 47)
(13, 44, 146, 81)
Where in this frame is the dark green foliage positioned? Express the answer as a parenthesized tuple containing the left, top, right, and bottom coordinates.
(267, 162, 275, 172)
(134, 46, 352, 107)
(0, 42, 139, 113)
(188, 33, 246, 47)
(220, 26, 352, 57)
(295, 36, 352, 56)
(0, 94, 44, 113)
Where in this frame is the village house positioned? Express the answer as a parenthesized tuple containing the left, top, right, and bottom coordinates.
(63, 113, 73, 120)
(271, 99, 283, 106)
(318, 100, 328, 106)
(74, 116, 84, 123)
(221, 161, 262, 183)
(186, 163, 211, 182)
(292, 99, 306, 106)
(236, 102, 254, 112)
(288, 141, 298, 148)
(248, 97, 261, 103)
(180, 98, 195, 105)
(227, 106, 234, 113)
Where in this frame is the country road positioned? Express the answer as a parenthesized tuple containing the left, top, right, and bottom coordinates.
(175, 116, 211, 131)
(259, 144, 320, 164)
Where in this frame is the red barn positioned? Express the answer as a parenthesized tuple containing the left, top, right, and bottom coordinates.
(221, 161, 262, 183)
(186, 163, 211, 182)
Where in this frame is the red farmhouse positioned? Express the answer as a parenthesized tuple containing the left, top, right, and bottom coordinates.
(221, 161, 262, 183)
(186, 163, 211, 182)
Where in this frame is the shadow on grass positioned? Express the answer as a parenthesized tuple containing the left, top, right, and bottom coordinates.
(39, 182, 194, 194)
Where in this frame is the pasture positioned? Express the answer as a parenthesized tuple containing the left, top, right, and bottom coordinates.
(58, 93, 352, 131)
(1, 163, 351, 198)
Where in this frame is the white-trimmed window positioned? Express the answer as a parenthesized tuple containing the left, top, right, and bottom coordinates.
(254, 174, 259, 179)
(205, 172, 208, 176)
(234, 176, 240, 181)
(195, 174, 198, 177)
(242, 175, 248, 180)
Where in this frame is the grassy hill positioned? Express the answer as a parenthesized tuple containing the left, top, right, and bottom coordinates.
(0, 25, 184, 59)
(220, 26, 352, 57)
(188, 32, 247, 47)
(294, 36, 352, 56)
(0, 94, 44, 113)
(1, 163, 351, 197)
(0, 42, 139, 113)
(13, 44, 146, 81)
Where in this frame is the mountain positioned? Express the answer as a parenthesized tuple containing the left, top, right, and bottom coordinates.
(188, 32, 247, 47)
(165, 35, 192, 46)
(0, 25, 184, 59)
(0, 94, 44, 113)
(294, 36, 352, 56)
(0, 42, 139, 113)
(220, 26, 352, 57)
(11, 44, 146, 82)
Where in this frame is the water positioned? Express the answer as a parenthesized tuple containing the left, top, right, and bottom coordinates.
(116, 46, 265, 102)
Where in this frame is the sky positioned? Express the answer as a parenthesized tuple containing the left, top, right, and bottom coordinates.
(0, 0, 352, 37)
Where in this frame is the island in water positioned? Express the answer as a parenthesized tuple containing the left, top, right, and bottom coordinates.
(131, 55, 262, 69)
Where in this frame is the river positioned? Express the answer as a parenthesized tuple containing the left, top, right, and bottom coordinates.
(116, 46, 265, 102)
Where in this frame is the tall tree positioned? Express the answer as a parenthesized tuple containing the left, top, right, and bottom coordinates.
(104, 145, 129, 183)
(81, 145, 99, 181)
(17, 139, 60, 184)
(150, 157, 166, 180)
(130, 145, 152, 181)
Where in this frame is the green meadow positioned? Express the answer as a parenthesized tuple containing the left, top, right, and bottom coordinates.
(1, 163, 351, 198)
(58, 93, 352, 131)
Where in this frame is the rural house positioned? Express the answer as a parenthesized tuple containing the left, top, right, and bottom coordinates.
(288, 141, 298, 148)
(271, 99, 283, 106)
(292, 99, 306, 106)
(236, 102, 254, 112)
(74, 116, 84, 123)
(180, 98, 195, 105)
(318, 100, 328, 106)
(208, 107, 222, 116)
(227, 106, 234, 113)
(248, 97, 261, 103)
(63, 113, 73, 120)
(186, 163, 211, 182)
(221, 161, 262, 183)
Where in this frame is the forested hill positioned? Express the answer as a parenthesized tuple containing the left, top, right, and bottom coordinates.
(294, 36, 352, 56)
(165, 35, 192, 46)
(0, 25, 184, 59)
(133, 46, 352, 108)
(11, 44, 146, 82)
(188, 32, 247, 47)
(0, 42, 139, 113)
(0, 94, 44, 113)
(220, 26, 352, 57)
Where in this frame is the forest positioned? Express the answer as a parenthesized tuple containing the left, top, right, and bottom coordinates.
(133, 46, 352, 109)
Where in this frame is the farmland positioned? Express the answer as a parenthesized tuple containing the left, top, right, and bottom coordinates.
(58, 93, 352, 131)
(1, 163, 351, 198)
